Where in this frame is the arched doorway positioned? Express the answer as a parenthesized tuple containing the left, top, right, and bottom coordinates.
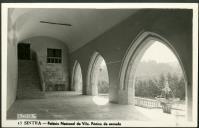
(72, 61, 83, 94)
(87, 52, 109, 104)
(120, 32, 188, 121)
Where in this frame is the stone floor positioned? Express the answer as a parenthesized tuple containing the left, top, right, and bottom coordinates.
(7, 92, 149, 120)
(135, 106, 186, 123)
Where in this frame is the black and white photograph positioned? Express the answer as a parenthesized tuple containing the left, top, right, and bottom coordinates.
(1, 2, 198, 127)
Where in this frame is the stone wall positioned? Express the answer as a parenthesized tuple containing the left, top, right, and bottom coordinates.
(7, 9, 18, 111)
(23, 36, 69, 91)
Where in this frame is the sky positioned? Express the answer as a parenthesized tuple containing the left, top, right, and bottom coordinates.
(100, 41, 179, 67)
(140, 41, 178, 63)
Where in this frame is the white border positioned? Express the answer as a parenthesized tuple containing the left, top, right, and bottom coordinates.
(1, 4, 8, 127)
(1, 3, 198, 9)
(1, 3, 198, 127)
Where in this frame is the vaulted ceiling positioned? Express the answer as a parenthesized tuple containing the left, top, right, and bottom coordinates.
(10, 8, 137, 52)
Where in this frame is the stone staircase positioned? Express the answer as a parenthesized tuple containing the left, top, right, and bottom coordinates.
(45, 91, 82, 98)
(17, 60, 45, 99)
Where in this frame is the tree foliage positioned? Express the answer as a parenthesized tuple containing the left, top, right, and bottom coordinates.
(135, 73, 186, 100)
(98, 81, 109, 93)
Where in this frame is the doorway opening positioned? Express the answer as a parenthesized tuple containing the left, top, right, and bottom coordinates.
(87, 52, 109, 105)
(17, 43, 31, 60)
(120, 32, 188, 122)
(72, 61, 83, 94)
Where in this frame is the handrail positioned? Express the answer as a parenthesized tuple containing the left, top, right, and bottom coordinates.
(35, 53, 45, 92)
(134, 96, 161, 109)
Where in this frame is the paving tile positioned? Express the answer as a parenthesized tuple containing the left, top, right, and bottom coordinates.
(7, 94, 149, 120)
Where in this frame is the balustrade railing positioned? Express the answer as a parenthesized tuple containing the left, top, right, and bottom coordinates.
(134, 96, 161, 109)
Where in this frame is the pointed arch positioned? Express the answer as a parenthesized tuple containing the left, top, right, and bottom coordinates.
(120, 31, 188, 91)
(71, 60, 83, 93)
(119, 31, 188, 115)
(87, 52, 109, 96)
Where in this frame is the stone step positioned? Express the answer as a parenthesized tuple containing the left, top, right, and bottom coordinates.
(18, 85, 40, 88)
(19, 71, 39, 74)
(17, 90, 45, 99)
(21, 88, 40, 91)
(19, 67, 38, 71)
(19, 75, 40, 78)
(19, 77, 40, 80)
(17, 86, 41, 90)
(45, 91, 82, 98)
(18, 85, 41, 90)
(18, 80, 40, 83)
(18, 79, 40, 83)
(18, 75, 39, 78)
(18, 81, 39, 85)
(17, 59, 43, 99)
(19, 72, 38, 75)
(18, 79, 40, 82)
(17, 93, 45, 99)
(18, 60, 37, 64)
(18, 75, 40, 78)
(18, 81, 40, 84)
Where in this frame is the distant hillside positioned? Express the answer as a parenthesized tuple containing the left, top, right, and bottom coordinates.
(98, 60, 183, 81)
(135, 60, 183, 80)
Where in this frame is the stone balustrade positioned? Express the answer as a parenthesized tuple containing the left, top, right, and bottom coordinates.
(134, 96, 161, 109)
